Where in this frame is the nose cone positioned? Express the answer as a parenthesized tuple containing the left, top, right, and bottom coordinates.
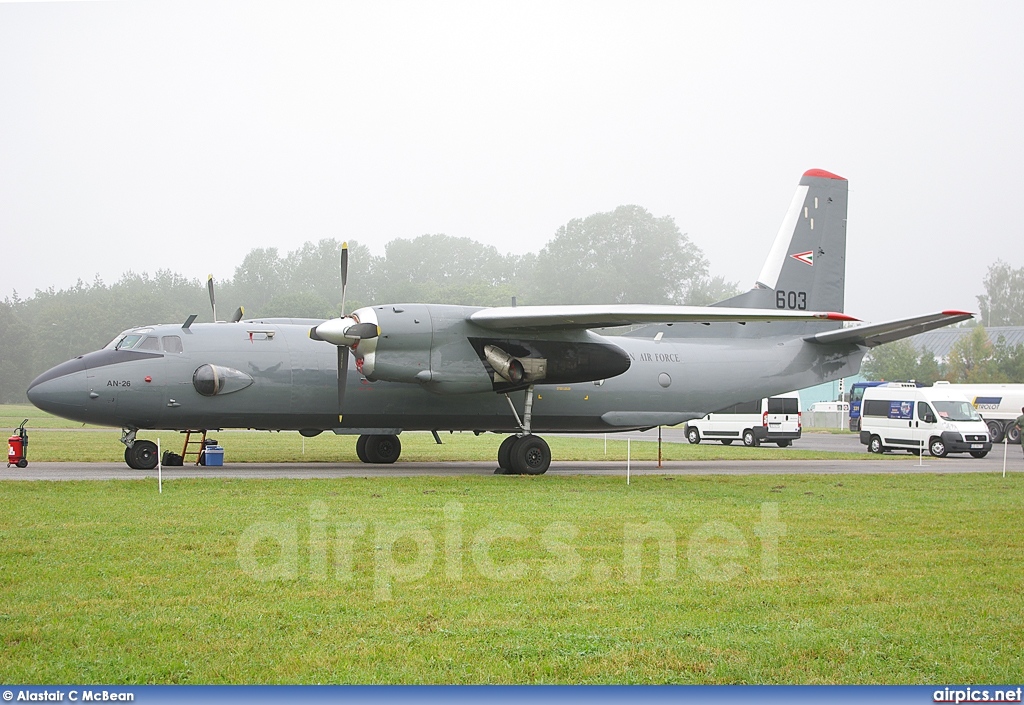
(27, 357, 91, 421)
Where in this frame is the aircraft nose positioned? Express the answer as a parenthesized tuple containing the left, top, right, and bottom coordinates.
(26, 358, 91, 419)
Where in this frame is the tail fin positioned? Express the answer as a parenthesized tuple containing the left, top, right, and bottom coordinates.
(714, 168, 848, 315)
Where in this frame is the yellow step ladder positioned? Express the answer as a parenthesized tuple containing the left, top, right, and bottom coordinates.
(181, 430, 207, 466)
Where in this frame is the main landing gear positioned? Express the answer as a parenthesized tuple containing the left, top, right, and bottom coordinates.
(348, 385, 554, 473)
(494, 385, 552, 475)
(355, 434, 402, 464)
(495, 434, 551, 475)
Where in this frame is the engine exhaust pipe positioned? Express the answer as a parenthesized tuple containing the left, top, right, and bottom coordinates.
(483, 345, 525, 384)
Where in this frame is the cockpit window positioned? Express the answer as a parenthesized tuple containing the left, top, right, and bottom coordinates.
(108, 328, 159, 351)
(162, 336, 183, 353)
(137, 336, 161, 351)
(115, 335, 144, 350)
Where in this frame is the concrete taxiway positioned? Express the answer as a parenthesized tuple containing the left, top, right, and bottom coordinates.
(2, 454, 1018, 480)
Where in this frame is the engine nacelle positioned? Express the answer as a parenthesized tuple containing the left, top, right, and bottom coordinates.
(344, 304, 631, 394)
(348, 305, 431, 384)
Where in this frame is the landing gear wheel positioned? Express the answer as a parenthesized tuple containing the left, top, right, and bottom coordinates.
(355, 435, 370, 463)
(970, 450, 989, 458)
(496, 435, 517, 472)
(364, 434, 401, 464)
(929, 437, 948, 458)
(127, 440, 159, 470)
(868, 435, 884, 454)
(987, 420, 1005, 444)
(125, 446, 136, 469)
(686, 427, 700, 444)
(742, 429, 759, 447)
(509, 435, 551, 475)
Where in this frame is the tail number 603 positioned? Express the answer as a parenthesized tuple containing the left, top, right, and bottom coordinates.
(776, 290, 807, 310)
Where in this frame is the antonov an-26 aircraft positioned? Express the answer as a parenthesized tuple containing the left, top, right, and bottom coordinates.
(27, 169, 972, 473)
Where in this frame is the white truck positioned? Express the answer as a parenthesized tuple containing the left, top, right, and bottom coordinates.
(685, 392, 801, 447)
(930, 382, 1024, 443)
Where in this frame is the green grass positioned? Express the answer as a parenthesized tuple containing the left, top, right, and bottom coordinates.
(1, 474, 1021, 683)
(1, 403, 108, 430)
(21, 429, 885, 463)
(3, 403, 882, 462)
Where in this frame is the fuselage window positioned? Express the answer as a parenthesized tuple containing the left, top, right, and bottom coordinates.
(162, 336, 184, 353)
(137, 336, 161, 351)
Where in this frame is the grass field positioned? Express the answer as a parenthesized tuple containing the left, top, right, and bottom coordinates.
(1, 403, 879, 463)
(1, 473, 1021, 684)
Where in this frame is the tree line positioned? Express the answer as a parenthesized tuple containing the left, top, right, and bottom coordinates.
(0, 205, 738, 403)
(7, 223, 1024, 404)
(860, 259, 1024, 385)
(862, 327, 1024, 385)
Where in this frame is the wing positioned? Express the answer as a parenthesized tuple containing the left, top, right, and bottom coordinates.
(468, 304, 856, 331)
(804, 310, 974, 348)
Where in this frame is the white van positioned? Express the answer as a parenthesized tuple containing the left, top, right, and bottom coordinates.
(859, 383, 992, 457)
(686, 392, 801, 447)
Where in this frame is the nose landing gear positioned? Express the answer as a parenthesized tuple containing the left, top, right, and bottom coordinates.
(120, 428, 159, 470)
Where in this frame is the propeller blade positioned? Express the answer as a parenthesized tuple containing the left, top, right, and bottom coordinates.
(207, 275, 217, 322)
(340, 242, 349, 317)
(337, 345, 348, 412)
(230, 306, 244, 323)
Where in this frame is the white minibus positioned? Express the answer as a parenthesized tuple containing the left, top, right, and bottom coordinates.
(859, 383, 991, 457)
(686, 392, 801, 447)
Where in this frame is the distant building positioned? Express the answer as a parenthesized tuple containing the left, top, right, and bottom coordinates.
(908, 326, 1024, 362)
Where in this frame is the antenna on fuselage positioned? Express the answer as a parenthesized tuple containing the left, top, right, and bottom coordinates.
(207, 275, 217, 322)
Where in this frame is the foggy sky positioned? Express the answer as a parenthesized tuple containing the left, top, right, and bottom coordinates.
(2, 0, 1022, 323)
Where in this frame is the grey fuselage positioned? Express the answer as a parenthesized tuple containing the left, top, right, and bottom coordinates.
(26, 305, 864, 434)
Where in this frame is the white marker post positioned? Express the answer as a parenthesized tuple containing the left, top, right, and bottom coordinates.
(157, 438, 162, 494)
(1003, 436, 1008, 479)
(627, 438, 631, 485)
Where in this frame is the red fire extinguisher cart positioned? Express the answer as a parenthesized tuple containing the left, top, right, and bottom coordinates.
(8, 419, 28, 468)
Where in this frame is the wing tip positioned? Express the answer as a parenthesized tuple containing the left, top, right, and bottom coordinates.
(942, 309, 975, 317)
(826, 312, 859, 321)
(803, 168, 847, 181)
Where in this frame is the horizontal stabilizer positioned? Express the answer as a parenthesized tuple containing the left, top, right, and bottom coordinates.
(470, 305, 856, 331)
(804, 310, 974, 348)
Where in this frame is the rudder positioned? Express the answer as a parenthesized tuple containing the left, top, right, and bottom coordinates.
(714, 168, 848, 315)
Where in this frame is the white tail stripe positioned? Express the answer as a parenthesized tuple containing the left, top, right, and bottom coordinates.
(756, 185, 808, 290)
